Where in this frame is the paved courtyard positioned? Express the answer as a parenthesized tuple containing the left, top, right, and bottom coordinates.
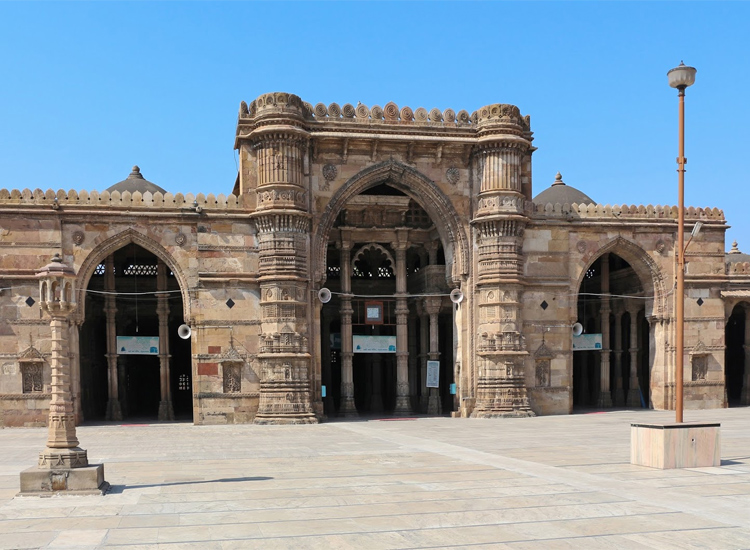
(1, 408, 750, 549)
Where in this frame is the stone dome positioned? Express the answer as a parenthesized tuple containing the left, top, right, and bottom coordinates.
(533, 172, 595, 206)
(727, 240, 750, 263)
(106, 166, 166, 194)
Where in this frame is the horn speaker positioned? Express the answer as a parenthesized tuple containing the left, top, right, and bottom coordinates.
(449, 288, 464, 304)
(178, 324, 192, 340)
(318, 288, 332, 304)
(572, 322, 584, 337)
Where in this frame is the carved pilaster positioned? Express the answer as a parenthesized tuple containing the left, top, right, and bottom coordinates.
(157, 260, 174, 421)
(471, 118, 534, 418)
(626, 306, 642, 407)
(104, 254, 122, 421)
(394, 241, 411, 415)
(251, 119, 317, 425)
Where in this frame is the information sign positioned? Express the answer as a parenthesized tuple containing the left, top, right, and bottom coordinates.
(572, 333, 603, 351)
(426, 360, 440, 388)
(352, 335, 397, 353)
(117, 336, 159, 356)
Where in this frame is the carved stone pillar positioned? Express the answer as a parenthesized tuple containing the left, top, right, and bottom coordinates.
(598, 254, 613, 408)
(69, 321, 83, 424)
(741, 307, 750, 405)
(626, 306, 641, 406)
(408, 312, 418, 411)
(338, 239, 357, 416)
(247, 94, 317, 424)
(157, 260, 174, 421)
(394, 241, 411, 415)
(104, 254, 122, 421)
(613, 306, 624, 406)
(470, 106, 534, 418)
(425, 297, 442, 415)
(370, 353, 383, 412)
(418, 304, 429, 413)
(20, 254, 106, 495)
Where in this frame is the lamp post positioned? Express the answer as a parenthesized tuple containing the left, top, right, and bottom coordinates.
(668, 61, 697, 423)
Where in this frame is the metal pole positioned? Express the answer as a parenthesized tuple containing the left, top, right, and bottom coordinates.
(675, 87, 686, 423)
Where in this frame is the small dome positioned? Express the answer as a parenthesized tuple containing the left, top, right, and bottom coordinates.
(533, 172, 595, 206)
(106, 166, 166, 194)
(727, 240, 750, 263)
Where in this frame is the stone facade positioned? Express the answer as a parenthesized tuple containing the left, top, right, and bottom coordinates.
(0, 92, 748, 426)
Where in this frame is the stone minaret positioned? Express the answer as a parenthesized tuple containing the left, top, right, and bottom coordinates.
(471, 104, 535, 418)
(237, 93, 317, 424)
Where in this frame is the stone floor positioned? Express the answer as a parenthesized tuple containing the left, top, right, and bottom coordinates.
(1, 407, 750, 549)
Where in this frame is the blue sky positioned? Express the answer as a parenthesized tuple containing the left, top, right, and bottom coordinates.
(1, 1, 748, 248)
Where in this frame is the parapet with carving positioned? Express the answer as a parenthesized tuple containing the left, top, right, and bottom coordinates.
(531, 201, 725, 221)
(0, 188, 242, 210)
(238, 93, 530, 131)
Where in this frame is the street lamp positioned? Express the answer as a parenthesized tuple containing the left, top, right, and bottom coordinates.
(668, 61, 697, 423)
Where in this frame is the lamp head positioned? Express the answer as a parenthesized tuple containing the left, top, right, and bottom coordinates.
(668, 61, 697, 90)
(691, 221, 704, 237)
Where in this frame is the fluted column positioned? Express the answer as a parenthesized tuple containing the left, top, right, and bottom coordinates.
(338, 239, 357, 416)
(157, 260, 174, 421)
(598, 254, 613, 408)
(613, 307, 624, 405)
(104, 255, 122, 421)
(626, 307, 642, 406)
(741, 307, 750, 405)
(394, 242, 411, 415)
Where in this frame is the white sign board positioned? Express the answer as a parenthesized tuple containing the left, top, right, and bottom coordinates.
(352, 335, 397, 353)
(426, 360, 440, 388)
(572, 333, 602, 351)
(117, 336, 159, 356)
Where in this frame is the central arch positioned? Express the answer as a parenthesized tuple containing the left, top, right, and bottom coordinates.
(313, 160, 470, 286)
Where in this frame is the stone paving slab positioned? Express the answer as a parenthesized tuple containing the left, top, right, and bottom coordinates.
(1, 408, 750, 549)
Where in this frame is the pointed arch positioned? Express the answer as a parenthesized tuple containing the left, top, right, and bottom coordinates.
(74, 228, 191, 323)
(352, 243, 396, 269)
(574, 236, 667, 319)
(313, 160, 469, 285)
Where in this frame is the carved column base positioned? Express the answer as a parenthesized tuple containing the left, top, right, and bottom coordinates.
(419, 395, 429, 413)
(20, 460, 108, 496)
(338, 396, 358, 417)
(38, 447, 88, 469)
(158, 401, 175, 421)
(427, 392, 441, 415)
(393, 395, 412, 416)
(253, 359, 318, 425)
(626, 388, 641, 407)
(105, 399, 122, 421)
(741, 380, 750, 406)
(613, 389, 625, 407)
(597, 391, 613, 408)
(471, 375, 535, 418)
(47, 413, 80, 449)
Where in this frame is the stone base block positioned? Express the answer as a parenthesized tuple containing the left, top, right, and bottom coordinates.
(631, 422, 720, 469)
(19, 464, 108, 496)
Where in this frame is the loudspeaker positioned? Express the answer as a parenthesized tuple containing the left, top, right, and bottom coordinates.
(572, 322, 584, 336)
(318, 288, 332, 304)
(178, 324, 192, 340)
(449, 288, 464, 304)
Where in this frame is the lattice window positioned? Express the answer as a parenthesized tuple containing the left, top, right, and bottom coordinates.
(93, 263, 106, 276)
(178, 374, 190, 391)
(377, 266, 394, 279)
(21, 363, 43, 393)
(223, 364, 241, 393)
(123, 263, 158, 276)
(692, 355, 708, 381)
(405, 201, 431, 228)
(326, 265, 341, 279)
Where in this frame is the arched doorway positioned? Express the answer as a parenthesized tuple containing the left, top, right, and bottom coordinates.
(573, 252, 651, 409)
(319, 181, 456, 417)
(725, 302, 748, 406)
(79, 243, 192, 422)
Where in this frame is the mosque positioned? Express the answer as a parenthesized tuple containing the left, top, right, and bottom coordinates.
(1, 92, 749, 426)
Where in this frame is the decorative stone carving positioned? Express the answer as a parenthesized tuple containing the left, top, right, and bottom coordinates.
(328, 103, 341, 118)
(21, 363, 43, 393)
(429, 108, 443, 122)
(655, 240, 666, 255)
(384, 102, 399, 121)
(577, 241, 587, 254)
(314, 103, 327, 118)
(223, 364, 241, 393)
(175, 232, 186, 246)
(535, 360, 550, 387)
(355, 104, 369, 119)
(72, 231, 85, 246)
(342, 103, 355, 118)
(443, 108, 456, 123)
(322, 164, 338, 182)
(692, 355, 708, 381)
(371, 105, 384, 120)
(400, 106, 414, 121)
(414, 107, 428, 122)
(446, 167, 460, 185)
